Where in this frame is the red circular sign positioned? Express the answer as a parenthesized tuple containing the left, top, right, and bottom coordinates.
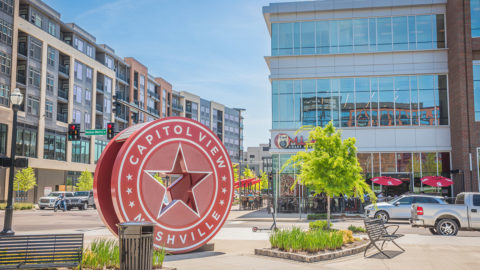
(95, 117, 234, 254)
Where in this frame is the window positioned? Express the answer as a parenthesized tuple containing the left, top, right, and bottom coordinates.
(0, 83, 8, 106)
(0, 0, 13, 15)
(72, 138, 90, 164)
(43, 130, 66, 161)
(74, 37, 84, 52)
(46, 73, 54, 92)
(0, 51, 11, 75)
(474, 62, 480, 120)
(85, 90, 91, 105)
(16, 124, 38, 158)
(45, 100, 53, 119)
(30, 10, 42, 28)
(456, 194, 465, 205)
(73, 85, 82, 104)
(104, 99, 111, 113)
(72, 109, 81, 124)
(86, 67, 92, 81)
(0, 18, 12, 45)
(84, 112, 91, 128)
(105, 55, 113, 69)
(28, 66, 41, 87)
(473, 195, 480, 207)
(95, 140, 108, 163)
(74, 61, 83, 80)
(48, 21, 56, 36)
(29, 39, 42, 61)
(104, 77, 112, 94)
(414, 197, 439, 204)
(0, 123, 6, 155)
(47, 47, 55, 66)
(27, 96, 39, 115)
(397, 197, 413, 205)
(271, 14, 446, 56)
(86, 45, 94, 58)
(472, 0, 480, 37)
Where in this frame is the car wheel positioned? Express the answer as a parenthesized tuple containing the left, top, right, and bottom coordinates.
(436, 219, 458, 236)
(428, 228, 438, 235)
(374, 211, 389, 223)
(39, 207, 45, 210)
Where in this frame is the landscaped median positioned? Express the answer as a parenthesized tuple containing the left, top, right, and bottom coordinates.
(255, 221, 369, 263)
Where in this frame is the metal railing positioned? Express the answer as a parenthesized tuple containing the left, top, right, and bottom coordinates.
(116, 72, 127, 82)
(116, 91, 129, 102)
(58, 88, 68, 100)
(57, 112, 67, 123)
(96, 103, 103, 112)
(96, 82, 104, 92)
(18, 43, 27, 56)
(17, 73, 26, 85)
(59, 64, 69, 75)
(172, 103, 183, 111)
(147, 107, 159, 116)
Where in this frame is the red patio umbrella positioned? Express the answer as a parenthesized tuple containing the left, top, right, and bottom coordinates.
(421, 176, 453, 187)
(371, 176, 403, 186)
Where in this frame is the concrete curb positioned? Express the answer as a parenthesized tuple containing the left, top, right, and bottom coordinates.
(254, 241, 369, 263)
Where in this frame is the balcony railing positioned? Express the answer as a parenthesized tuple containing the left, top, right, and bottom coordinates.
(148, 107, 159, 116)
(95, 123, 103, 129)
(17, 73, 26, 85)
(133, 99, 139, 107)
(148, 91, 160, 100)
(57, 112, 67, 123)
(116, 114, 128, 121)
(134, 81, 138, 88)
(59, 64, 69, 75)
(172, 103, 183, 111)
(96, 103, 103, 112)
(18, 43, 27, 56)
(115, 91, 129, 102)
(117, 72, 127, 82)
(96, 82, 104, 92)
(58, 88, 68, 100)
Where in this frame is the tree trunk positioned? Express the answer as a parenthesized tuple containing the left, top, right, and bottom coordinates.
(326, 194, 331, 230)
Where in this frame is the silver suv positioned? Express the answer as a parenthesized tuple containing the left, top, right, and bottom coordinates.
(364, 194, 446, 222)
(38, 192, 74, 209)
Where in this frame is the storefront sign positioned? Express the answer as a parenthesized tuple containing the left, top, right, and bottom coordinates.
(274, 133, 309, 149)
(94, 117, 234, 254)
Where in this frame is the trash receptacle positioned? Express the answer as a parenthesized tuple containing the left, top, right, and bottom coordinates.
(117, 222, 155, 270)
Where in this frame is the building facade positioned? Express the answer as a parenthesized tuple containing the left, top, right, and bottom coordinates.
(263, 0, 480, 210)
(0, 0, 176, 203)
(179, 90, 244, 163)
(242, 143, 272, 176)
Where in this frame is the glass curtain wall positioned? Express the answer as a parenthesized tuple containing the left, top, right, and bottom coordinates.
(271, 14, 445, 56)
(43, 130, 66, 161)
(472, 0, 480, 37)
(72, 138, 90, 164)
(272, 75, 448, 129)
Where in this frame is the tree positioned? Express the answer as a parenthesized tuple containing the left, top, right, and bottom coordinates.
(153, 173, 164, 185)
(13, 167, 36, 201)
(76, 169, 93, 191)
(242, 165, 255, 179)
(259, 170, 268, 190)
(282, 122, 376, 228)
(233, 163, 240, 184)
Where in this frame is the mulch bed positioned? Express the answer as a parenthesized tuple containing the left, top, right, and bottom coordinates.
(255, 240, 369, 263)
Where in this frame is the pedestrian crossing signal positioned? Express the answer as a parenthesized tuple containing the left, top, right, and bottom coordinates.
(107, 122, 114, 140)
(68, 124, 80, 141)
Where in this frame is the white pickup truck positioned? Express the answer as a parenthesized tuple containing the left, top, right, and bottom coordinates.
(410, 192, 480, 236)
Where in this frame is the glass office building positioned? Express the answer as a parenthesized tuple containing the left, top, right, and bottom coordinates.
(263, 0, 467, 213)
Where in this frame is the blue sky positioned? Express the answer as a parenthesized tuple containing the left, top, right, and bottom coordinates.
(43, 0, 288, 148)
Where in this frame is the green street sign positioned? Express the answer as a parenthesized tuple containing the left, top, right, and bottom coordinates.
(85, 129, 107, 136)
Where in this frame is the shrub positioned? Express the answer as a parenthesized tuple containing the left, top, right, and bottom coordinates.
(81, 238, 166, 269)
(309, 220, 331, 231)
(269, 227, 345, 253)
(347, 225, 366, 233)
(0, 203, 34, 210)
(340, 230, 354, 244)
(307, 213, 327, 220)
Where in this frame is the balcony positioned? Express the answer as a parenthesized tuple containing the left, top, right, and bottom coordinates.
(115, 91, 129, 102)
(58, 64, 69, 77)
(95, 123, 103, 129)
(18, 44, 27, 57)
(133, 99, 139, 107)
(17, 73, 26, 85)
(134, 81, 138, 88)
(115, 113, 128, 122)
(116, 72, 127, 82)
(57, 112, 67, 123)
(172, 103, 183, 111)
(147, 107, 159, 116)
(58, 88, 68, 101)
(96, 103, 103, 112)
(96, 82, 104, 93)
(148, 91, 160, 100)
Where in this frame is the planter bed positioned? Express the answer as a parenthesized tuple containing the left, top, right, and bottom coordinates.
(255, 239, 369, 263)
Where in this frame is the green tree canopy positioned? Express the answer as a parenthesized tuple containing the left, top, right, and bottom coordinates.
(76, 169, 93, 191)
(282, 122, 376, 227)
(13, 167, 36, 192)
(242, 165, 255, 179)
(233, 163, 239, 183)
(259, 170, 268, 190)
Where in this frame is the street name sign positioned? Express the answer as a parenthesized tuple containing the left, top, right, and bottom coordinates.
(85, 129, 107, 136)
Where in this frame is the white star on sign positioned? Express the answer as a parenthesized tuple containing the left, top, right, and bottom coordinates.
(129, 201, 135, 208)
(126, 188, 132, 195)
(220, 200, 224, 206)
(222, 176, 227, 181)
(126, 174, 133, 181)
(222, 188, 227, 194)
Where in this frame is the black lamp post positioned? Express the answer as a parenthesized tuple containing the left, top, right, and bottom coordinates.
(1, 88, 23, 236)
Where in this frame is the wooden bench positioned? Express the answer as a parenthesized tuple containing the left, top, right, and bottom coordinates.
(0, 234, 84, 269)
(364, 218, 405, 258)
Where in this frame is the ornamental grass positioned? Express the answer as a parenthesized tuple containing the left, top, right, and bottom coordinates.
(269, 227, 345, 253)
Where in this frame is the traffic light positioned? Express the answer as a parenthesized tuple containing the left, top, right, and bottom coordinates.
(68, 124, 80, 141)
(107, 122, 114, 140)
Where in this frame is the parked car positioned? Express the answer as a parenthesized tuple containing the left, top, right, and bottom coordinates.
(73, 190, 96, 210)
(364, 194, 446, 222)
(410, 192, 480, 236)
(38, 192, 75, 210)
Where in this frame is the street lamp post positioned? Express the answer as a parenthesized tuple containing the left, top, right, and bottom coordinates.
(1, 88, 23, 236)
